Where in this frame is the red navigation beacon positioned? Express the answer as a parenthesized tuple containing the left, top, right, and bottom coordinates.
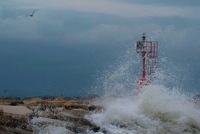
(135, 33, 158, 95)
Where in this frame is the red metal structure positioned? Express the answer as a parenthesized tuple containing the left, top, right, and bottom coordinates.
(136, 33, 158, 94)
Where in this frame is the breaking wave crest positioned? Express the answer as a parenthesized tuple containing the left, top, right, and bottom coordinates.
(87, 85, 200, 134)
(86, 28, 200, 134)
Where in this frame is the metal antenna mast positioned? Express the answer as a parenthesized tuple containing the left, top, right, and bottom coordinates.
(135, 33, 158, 94)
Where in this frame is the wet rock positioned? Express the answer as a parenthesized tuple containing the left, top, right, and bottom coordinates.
(24, 97, 48, 106)
(31, 117, 75, 134)
(9, 100, 24, 106)
(49, 100, 66, 107)
(56, 113, 100, 132)
(0, 98, 103, 134)
(53, 96, 66, 101)
(69, 109, 89, 117)
(0, 108, 3, 116)
(0, 113, 33, 133)
(30, 107, 100, 133)
(0, 100, 12, 105)
(65, 103, 89, 110)
(0, 125, 33, 134)
(64, 100, 101, 112)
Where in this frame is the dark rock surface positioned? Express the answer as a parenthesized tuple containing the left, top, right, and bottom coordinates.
(0, 96, 103, 134)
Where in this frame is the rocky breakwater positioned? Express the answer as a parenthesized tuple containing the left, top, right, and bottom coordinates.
(0, 96, 103, 134)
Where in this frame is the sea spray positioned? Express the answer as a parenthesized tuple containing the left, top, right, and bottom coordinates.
(87, 84, 200, 134)
(90, 40, 140, 98)
(86, 26, 199, 134)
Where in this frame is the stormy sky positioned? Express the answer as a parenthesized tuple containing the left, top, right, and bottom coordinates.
(0, 0, 200, 97)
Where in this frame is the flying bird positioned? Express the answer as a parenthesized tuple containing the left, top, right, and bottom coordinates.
(30, 9, 37, 17)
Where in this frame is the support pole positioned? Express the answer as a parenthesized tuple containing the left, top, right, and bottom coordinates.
(135, 33, 158, 95)
(142, 51, 146, 79)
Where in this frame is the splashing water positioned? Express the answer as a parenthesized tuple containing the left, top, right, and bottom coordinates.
(87, 85, 200, 134)
(30, 26, 200, 133)
(86, 27, 200, 134)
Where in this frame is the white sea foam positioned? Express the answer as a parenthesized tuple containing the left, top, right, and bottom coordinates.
(86, 28, 200, 133)
(87, 84, 200, 134)
(32, 27, 199, 133)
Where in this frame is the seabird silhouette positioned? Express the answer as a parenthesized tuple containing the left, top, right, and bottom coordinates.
(30, 9, 37, 17)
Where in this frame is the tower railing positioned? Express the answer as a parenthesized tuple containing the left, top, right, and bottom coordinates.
(135, 33, 158, 94)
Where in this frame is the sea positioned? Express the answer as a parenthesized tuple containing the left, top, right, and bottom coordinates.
(86, 85, 200, 134)
(37, 46, 200, 134)
(82, 41, 200, 133)
(37, 84, 200, 134)
(3, 30, 200, 133)
(84, 60, 200, 133)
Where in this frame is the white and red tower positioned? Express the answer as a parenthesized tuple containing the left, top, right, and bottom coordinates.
(135, 33, 158, 94)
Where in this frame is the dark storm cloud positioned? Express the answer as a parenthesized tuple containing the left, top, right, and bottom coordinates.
(0, 0, 199, 46)
(0, 0, 200, 97)
(115, 0, 200, 7)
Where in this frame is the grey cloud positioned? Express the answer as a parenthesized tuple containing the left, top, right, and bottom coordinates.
(1, 7, 199, 46)
(0, 0, 200, 97)
(114, 0, 200, 7)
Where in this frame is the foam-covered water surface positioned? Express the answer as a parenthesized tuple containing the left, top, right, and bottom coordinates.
(87, 85, 200, 134)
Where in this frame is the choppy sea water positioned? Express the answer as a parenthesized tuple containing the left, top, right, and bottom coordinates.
(86, 85, 200, 134)
(35, 29, 200, 133)
(82, 29, 200, 134)
(35, 84, 200, 134)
